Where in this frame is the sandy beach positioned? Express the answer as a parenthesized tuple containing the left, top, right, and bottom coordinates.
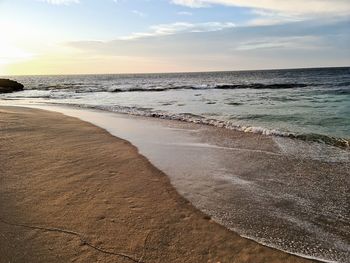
(0, 106, 317, 263)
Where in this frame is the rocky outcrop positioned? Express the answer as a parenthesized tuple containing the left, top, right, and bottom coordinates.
(0, 79, 24, 93)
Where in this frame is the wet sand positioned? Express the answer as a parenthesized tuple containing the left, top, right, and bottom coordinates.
(0, 106, 316, 263)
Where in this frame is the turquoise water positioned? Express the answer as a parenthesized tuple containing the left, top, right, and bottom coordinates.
(2, 67, 349, 146)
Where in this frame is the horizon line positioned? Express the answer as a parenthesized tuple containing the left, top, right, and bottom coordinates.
(2, 65, 349, 77)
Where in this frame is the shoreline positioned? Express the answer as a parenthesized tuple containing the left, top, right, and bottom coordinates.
(3, 100, 350, 149)
(80, 103, 350, 149)
(0, 106, 317, 262)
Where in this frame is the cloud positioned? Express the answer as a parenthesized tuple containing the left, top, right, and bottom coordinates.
(172, 0, 209, 8)
(171, 0, 350, 17)
(120, 21, 236, 40)
(67, 19, 350, 63)
(16, 19, 349, 74)
(177, 11, 193, 16)
(132, 10, 146, 17)
(234, 36, 323, 51)
(39, 0, 80, 4)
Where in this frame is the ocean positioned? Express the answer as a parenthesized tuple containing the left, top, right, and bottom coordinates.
(2, 67, 350, 147)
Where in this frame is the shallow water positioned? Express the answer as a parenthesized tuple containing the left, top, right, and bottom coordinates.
(6, 104, 349, 263)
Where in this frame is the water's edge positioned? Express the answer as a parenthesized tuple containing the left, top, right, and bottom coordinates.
(6, 103, 345, 263)
(37, 102, 350, 149)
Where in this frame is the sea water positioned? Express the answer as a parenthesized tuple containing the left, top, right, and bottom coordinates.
(2, 67, 349, 147)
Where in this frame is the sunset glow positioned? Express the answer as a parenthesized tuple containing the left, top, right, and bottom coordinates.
(0, 0, 349, 75)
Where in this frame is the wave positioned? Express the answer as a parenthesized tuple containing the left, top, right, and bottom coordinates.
(65, 103, 349, 149)
(292, 134, 350, 148)
(110, 83, 308, 93)
(334, 81, 350, 87)
(23, 82, 348, 96)
(325, 88, 350, 95)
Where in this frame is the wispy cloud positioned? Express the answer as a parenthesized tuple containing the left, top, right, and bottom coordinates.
(172, 0, 209, 8)
(171, 0, 350, 17)
(132, 10, 147, 17)
(120, 21, 236, 40)
(67, 19, 349, 58)
(246, 10, 302, 26)
(39, 0, 80, 5)
(234, 36, 323, 51)
(177, 11, 193, 16)
(19, 18, 347, 74)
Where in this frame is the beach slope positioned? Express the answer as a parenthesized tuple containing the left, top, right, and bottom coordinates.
(0, 106, 315, 263)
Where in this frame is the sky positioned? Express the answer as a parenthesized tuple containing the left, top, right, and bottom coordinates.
(0, 0, 349, 75)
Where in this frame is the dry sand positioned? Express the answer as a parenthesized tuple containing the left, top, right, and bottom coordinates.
(0, 106, 316, 263)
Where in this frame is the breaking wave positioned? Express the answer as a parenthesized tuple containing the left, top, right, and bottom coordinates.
(67, 103, 349, 149)
(110, 83, 309, 93)
(23, 83, 310, 93)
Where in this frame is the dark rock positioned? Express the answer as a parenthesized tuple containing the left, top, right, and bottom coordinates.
(0, 79, 24, 93)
